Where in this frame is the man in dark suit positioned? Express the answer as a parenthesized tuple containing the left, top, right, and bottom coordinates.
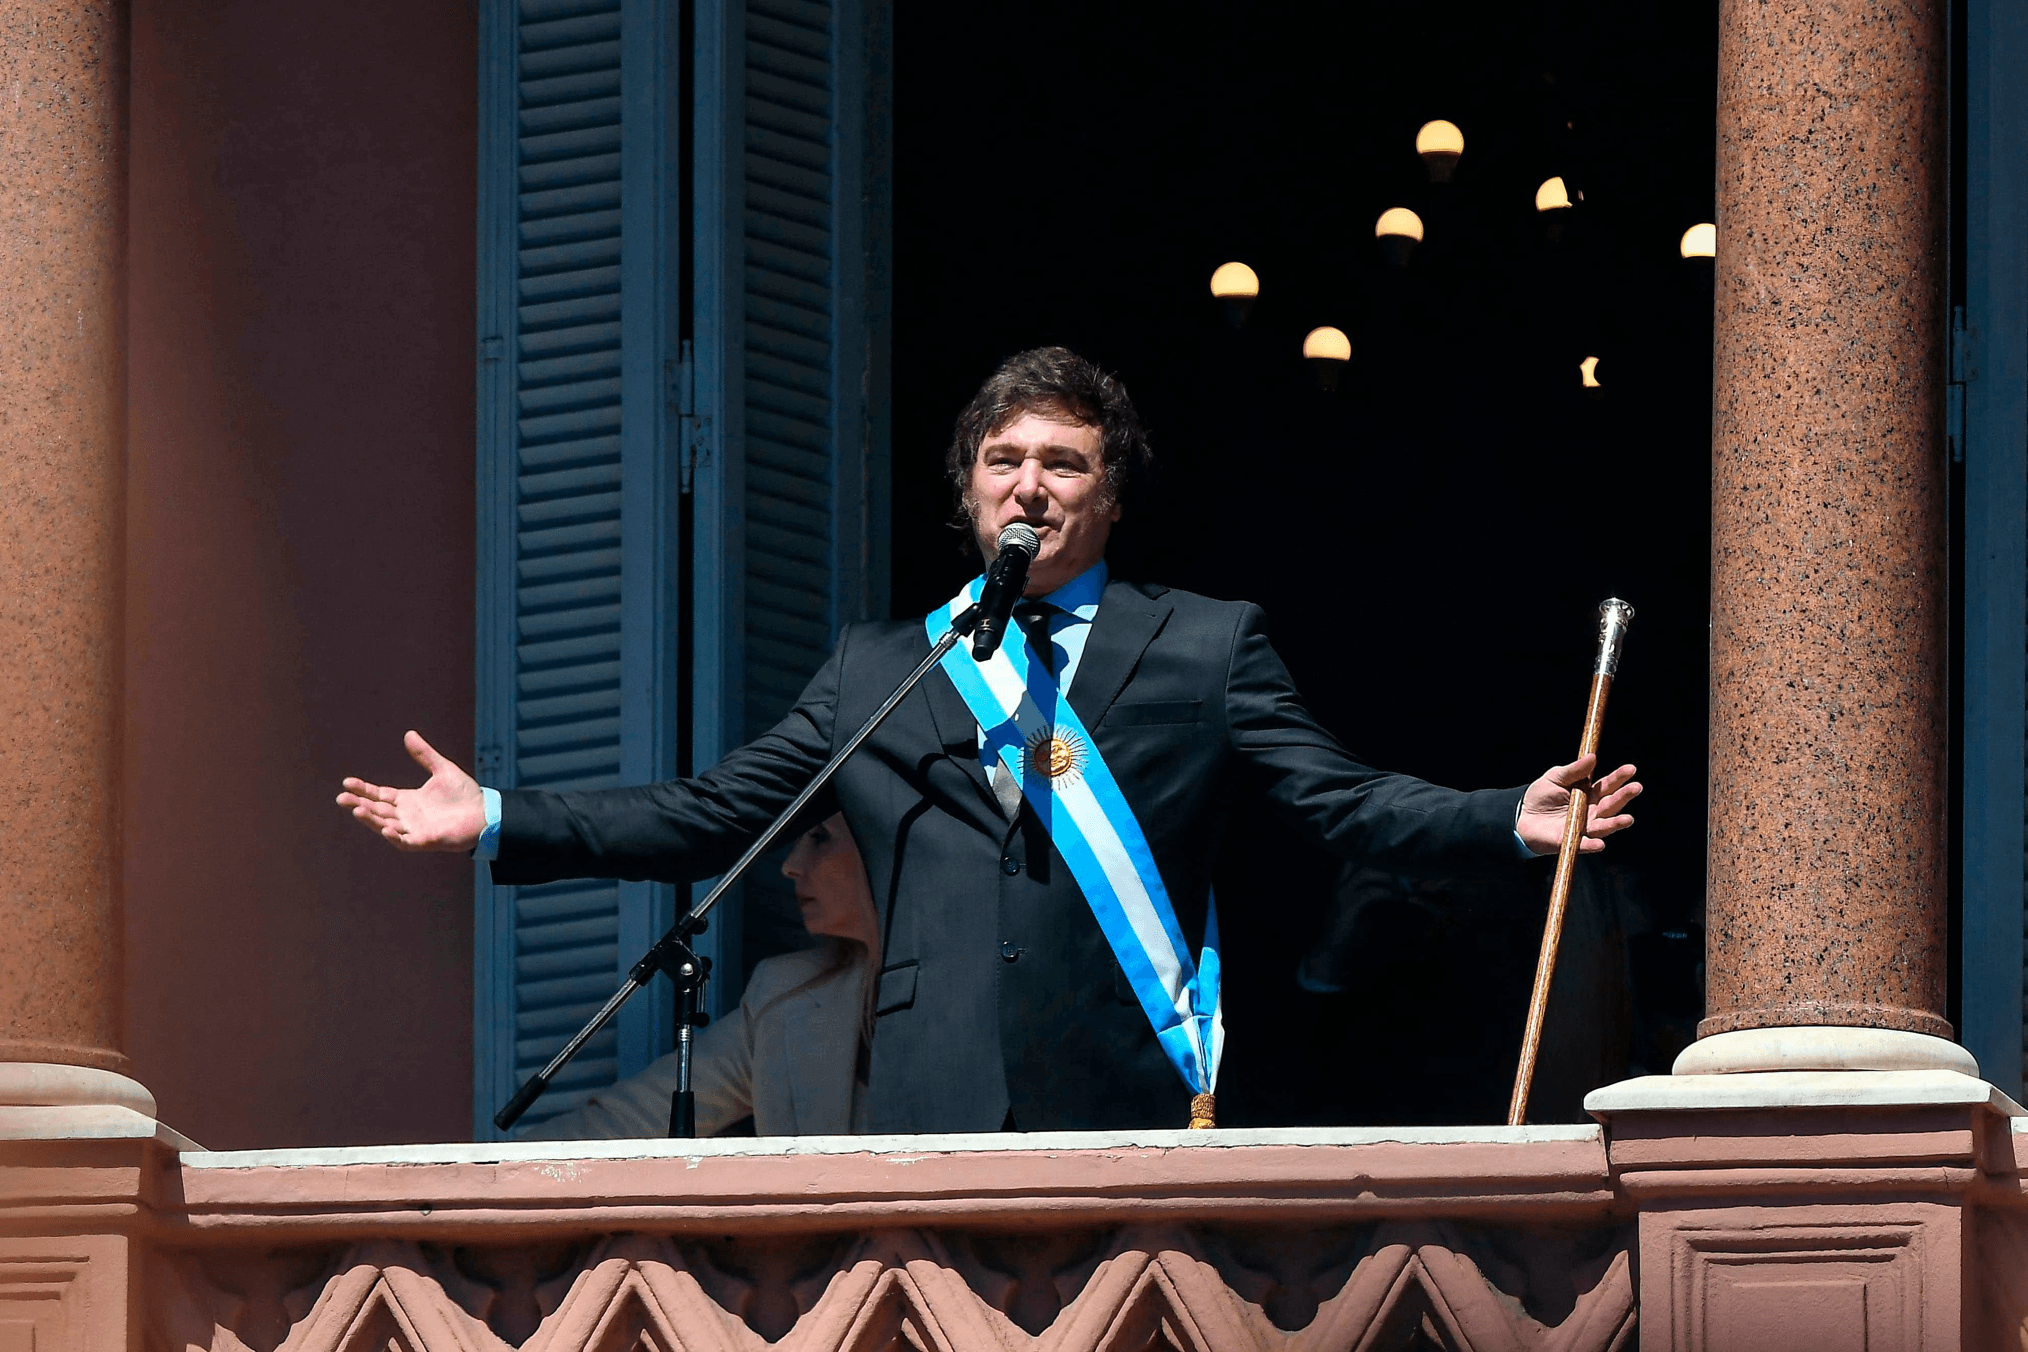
(340, 346, 1641, 1132)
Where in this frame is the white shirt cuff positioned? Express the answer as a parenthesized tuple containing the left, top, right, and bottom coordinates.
(474, 786, 502, 862)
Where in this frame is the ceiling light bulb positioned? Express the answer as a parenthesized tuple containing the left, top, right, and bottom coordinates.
(1580, 356, 1601, 388)
(1209, 262, 1259, 298)
(1209, 261, 1259, 327)
(1680, 223, 1716, 258)
(1416, 120, 1464, 182)
(1535, 177, 1572, 212)
(1375, 208, 1423, 267)
(1303, 327, 1352, 361)
(1375, 208, 1425, 242)
(1415, 120, 1464, 157)
(1304, 327, 1351, 391)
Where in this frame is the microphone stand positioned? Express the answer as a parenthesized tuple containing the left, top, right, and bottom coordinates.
(493, 602, 985, 1135)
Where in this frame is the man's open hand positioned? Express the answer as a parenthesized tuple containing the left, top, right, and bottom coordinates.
(336, 731, 487, 853)
(1516, 753, 1641, 856)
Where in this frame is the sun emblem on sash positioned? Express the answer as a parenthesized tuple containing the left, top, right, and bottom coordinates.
(1025, 725, 1088, 787)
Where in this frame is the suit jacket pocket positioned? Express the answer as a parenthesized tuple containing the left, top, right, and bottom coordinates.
(876, 960, 919, 1015)
(1105, 700, 1204, 727)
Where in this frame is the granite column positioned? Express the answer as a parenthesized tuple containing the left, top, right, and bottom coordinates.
(1697, 0, 1955, 1068)
(1584, 4, 1982, 1345)
(0, 0, 135, 1096)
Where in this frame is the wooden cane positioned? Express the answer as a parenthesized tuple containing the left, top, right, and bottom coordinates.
(1507, 599, 1633, 1127)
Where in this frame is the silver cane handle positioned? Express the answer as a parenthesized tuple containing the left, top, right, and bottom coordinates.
(1594, 598, 1635, 677)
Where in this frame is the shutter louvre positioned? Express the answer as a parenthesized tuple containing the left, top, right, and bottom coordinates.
(476, 0, 882, 1133)
(742, 0, 837, 743)
(689, 0, 888, 1005)
(476, 0, 679, 1138)
(515, 0, 628, 826)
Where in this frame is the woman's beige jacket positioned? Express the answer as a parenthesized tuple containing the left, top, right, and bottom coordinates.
(525, 947, 867, 1139)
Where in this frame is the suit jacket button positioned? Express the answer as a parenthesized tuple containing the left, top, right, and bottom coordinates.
(1001, 856, 1020, 875)
(1001, 941, 1022, 962)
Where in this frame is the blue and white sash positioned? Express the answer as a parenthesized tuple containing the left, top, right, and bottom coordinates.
(928, 578, 1223, 1097)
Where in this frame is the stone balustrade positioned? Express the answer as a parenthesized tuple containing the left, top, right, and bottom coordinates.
(5, 1118, 1637, 1352)
(11, 1076, 2028, 1352)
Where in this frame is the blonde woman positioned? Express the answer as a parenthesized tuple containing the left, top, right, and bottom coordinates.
(524, 812, 877, 1139)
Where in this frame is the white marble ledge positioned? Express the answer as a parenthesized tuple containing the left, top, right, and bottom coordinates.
(0, 1103, 203, 1150)
(1673, 1026, 1979, 1076)
(179, 1122, 1602, 1171)
(1587, 1069, 2028, 1118)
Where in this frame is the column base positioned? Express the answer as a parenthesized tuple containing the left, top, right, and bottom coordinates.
(1673, 1025, 1978, 1076)
(1587, 1067, 2022, 1349)
(0, 1061, 156, 1112)
(0, 1072, 193, 1352)
(0, 1061, 199, 1149)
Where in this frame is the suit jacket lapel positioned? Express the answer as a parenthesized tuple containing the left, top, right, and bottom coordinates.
(917, 631, 1003, 827)
(912, 578, 1169, 825)
(1071, 580, 1172, 730)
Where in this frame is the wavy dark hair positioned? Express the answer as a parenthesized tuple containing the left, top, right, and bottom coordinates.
(944, 346, 1153, 530)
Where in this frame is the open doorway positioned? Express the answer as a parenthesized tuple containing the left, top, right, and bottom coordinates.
(886, 0, 1719, 1122)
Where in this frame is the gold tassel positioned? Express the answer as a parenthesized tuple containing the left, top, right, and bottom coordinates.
(1188, 1092, 1216, 1129)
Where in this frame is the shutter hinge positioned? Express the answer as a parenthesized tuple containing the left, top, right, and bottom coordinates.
(670, 342, 695, 413)
(671, 339, 711, 494)
(681, 415, 713, 495)
(480, 335, 504, 365)
(475, 744, 504, 781)
(1948, 306, 1971, 464)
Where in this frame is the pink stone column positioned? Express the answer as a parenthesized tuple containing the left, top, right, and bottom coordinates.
(0, 0, 130, 1075)
(1598, 4, 1972, 1343)
(1702, 0, 1951, 1048)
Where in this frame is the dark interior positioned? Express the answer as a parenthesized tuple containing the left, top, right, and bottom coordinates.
(883, 0, 1721, 1123)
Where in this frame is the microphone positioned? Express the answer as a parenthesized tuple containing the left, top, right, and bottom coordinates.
(971, 524, 1042, 660)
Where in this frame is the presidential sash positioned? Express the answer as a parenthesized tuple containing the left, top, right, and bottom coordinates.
(927, 578, 1224, 1100)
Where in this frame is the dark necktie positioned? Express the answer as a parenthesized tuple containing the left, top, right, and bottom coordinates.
(993, 602, 1058, 819)
(1014, 602, 1056, 676)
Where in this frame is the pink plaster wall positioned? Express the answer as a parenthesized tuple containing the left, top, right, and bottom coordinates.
(123, 0, 476, 1148)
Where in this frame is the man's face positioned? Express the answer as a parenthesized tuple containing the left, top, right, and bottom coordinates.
(966, 410, 1120, 595)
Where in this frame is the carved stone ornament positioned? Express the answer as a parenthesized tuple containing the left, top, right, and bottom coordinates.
(143, 1224, 1637, 1352)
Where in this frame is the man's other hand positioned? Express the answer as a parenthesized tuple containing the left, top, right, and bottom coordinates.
(1517, 753, 1641, 856)
(336, 731, 487, 853)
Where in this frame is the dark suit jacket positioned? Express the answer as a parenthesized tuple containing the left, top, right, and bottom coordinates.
(493, 579, 1528, 1132)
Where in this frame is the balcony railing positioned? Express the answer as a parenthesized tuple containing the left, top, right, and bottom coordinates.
(9, 1074, 2028, 1352)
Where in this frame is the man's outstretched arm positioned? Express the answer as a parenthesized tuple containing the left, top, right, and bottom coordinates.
(337, 730, 488, 852)
(337, 626, 847, 881)
(1222, 603, 1642, 862)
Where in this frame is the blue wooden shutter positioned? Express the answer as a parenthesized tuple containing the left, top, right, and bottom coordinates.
(690, 0, 891, 999)
(741, 0, 849, 736)
(475, 0, 680, 1138)
(1958, 0, 2028, 1101)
